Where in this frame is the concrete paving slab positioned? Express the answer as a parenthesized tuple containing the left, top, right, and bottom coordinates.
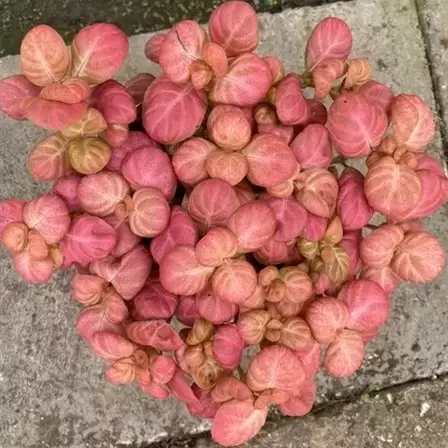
(417, 0, 448, 156)
(192, 376, 448, 448)
(0, 0, 447, 447)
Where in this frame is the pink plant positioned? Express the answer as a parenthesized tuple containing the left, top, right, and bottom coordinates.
(1, 9, 446, 447)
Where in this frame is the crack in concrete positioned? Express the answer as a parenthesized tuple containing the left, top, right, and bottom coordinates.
(135, 373, 448, 448)
(414, 0, 448, 159)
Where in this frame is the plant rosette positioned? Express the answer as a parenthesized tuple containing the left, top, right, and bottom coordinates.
(0, 2, 446, 446)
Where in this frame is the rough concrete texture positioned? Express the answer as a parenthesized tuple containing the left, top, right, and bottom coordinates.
(417, 0, 448, 157)
(0, 0, 447, 447)
(0, 0, 353, 57)
(192, 376, 448, 447)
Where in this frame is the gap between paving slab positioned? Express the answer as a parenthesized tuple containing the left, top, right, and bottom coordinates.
(0, 0, 447, 447)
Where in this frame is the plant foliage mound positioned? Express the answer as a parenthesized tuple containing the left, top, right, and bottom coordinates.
(0, 2, 446, 446)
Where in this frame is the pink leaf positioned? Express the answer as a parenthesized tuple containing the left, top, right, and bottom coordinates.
(159, 245, 215, 296)
(360, 224, 404, 269)
(175, 295, 200, 326)
(212, 377, 253, 403)
(106, 131, 155, 172)
(305, 297, 349, 344)
(339, 279, 389, 331)
(172, 138, 217, 186)
(124, 73, 155, 105)
(71, 23, 129, 84)
(126, 320, 183, 351)
(280, 267, 314, 303)
(207, 105, 252, 151)
(202, 42, 228, 77)
(212, 259, 257, 303)
(150, 206, 198, 265)
(90, 331, 137, 361)
(324, 329, 365, 377)
(1, 222, 28, 253)
(276, 74, 310, 125)
(390, 94, 436, 152)
(143, 77, 207, 145)
(263, 196, 308, 242)
(23, 97, 87, 131)
(243, 134, 297, 188)
(188, 179, 240, 229)
(357, 80, 394, 114)
(23, 195, 70, 245)
(206, 150, 248, 186)
(90, 245, 152, 300)
(258, 123, 295, 145)
(0, 200, 25, 233)
(212, 324, 245, 370)
(210, 54, 272, 107)
(237, 309, 270, 344)
(40, 77, 91, 104)
(301, 213, 328, 241)
(159, 20, 206, 83)
(391, 231, 445, 283)
(247, 345, 306, 393)
(144, 33, 166, 63)
(129, 188, 170, 238)
(279, 377, 316, 416)
(195, 227, 238, 267)
(211, 399, 268, 447)
(313, 58, 346, 101)
(291, 123, 333, 169)
(295, 168, 339, 218)
(52, 174, 83, 213)
(340, 230, 363, 278)
(337, 167, 374, 230)
(20, 25, 70, 86)
(263, 56, 285, 84)
(13, 251, 53, 284)
(208, 1, 258, 56)
(71, 274, 106, 305)
(76, 307, 122, 342)
(295, 340, 321, 378)
(60, 215, 117, 265)
(365, 156, 422, 218)
(187, 384, 220, 419)
(360, 266, 401, 296)
(93, 80, 137, 125)
(227, 200, 276, 253)
(306, 17, 352, 71)
(101, 124, 129, 148)
(28, 134, 71, 181)
(78, 171, 130, 217)
(104, 216, 141, 258)
(132, 281, 178, 320)
(196, 288, 237, 325)
(0, 75, 40, 120)
(150, 355, 177, 384)
(122, 146, 176, 200)
(168, 368, 201, 407)
(328, 92, 388, 158)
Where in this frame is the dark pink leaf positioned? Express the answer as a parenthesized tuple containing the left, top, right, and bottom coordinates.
(52, 174, 83, 212)
(104, 216, 141, 258)
(122, 146, 176, 200)
(328, 92, 388, 158)
(357, 80, 394, 113)
(124, 73, 155, 105)
(306, 17, 352, 71)
(196, 288, 237, 325)
(337, 167, 374, 230)
(168, 368, 201, 407)
(93, 80, 137, 125)
(144, 33, 167, 63)
(143, 77, 207, 145)
(0, 75, 40, 120)
(212, 324, 245, 370)
(150, 206, 198, 265)
(40, 77, 91, 104)
(132, 281, 178, 320)
(291, 123, 332, 169)
(300, 213, 327, 241)
(187, 384, 220, 419)
(210, 54, 272, 107)
(175, 295, 200, 326)
(275, 74, 310, 125)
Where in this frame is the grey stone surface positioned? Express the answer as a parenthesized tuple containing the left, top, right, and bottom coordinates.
(193, 376, 448, 447)
(417, 0, 448, 156)
(0, 0, 447, 447)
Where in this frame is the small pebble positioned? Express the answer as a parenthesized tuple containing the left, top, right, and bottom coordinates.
(386, 393, 393, 404)
(420, 402, 431, 417)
